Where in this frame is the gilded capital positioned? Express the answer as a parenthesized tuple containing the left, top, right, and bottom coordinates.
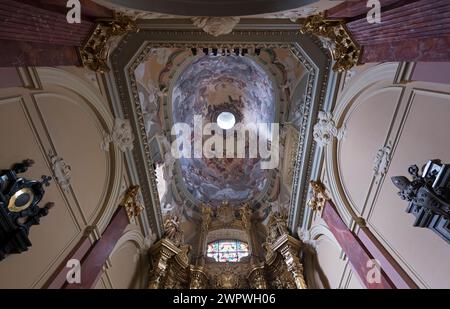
(79, 13, 138, 73)
(300, 13, 361, 72)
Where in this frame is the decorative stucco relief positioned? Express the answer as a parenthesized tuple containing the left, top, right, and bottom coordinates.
(191, 17, 241, 37)
(373, 144, 392, 177)
(49, 153, 71, 192)
(312, 111, 346, 147)
(101, 118, 135, 152)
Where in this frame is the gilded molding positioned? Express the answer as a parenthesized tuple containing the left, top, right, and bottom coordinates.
(189, 265, 208, 289)
(300, 13, 361, 72)
(248, 263, 268, 289)
(263, 211, 308, 289)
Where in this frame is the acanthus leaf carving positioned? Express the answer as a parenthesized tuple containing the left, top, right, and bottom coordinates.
(49, 153, 71, 192)
(101, 118, 135, 152)
(373, 144, 392, 177)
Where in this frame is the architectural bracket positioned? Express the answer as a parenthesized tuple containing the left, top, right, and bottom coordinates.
(120, 185, 144, 223)
(307, 180, 330, 213)
(300, 13, 361, 72)
(79, 13, 138, 73)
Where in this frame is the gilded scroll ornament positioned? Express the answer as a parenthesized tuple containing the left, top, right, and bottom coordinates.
(307, 180, 329, 213)
(300, 13, 361, 72)
(80, 13, 138, 73)
(120, 185, 144, 222)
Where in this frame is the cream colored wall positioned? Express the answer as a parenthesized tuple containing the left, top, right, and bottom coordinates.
(102, 226, 150, 289)
(320, 63, 450, 288)
(0, 67, 148, 289)
(303, 217, 364, 289)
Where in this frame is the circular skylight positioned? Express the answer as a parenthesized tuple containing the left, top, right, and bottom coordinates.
(217, 112, 236, 130)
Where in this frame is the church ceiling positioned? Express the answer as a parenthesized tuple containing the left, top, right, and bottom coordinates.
(109, 27, 330, 235)
(134, 47, 309, 211)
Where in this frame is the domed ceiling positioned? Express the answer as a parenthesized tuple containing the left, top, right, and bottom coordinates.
(171, 55, 276, 206)
(131, 43, 318, 230)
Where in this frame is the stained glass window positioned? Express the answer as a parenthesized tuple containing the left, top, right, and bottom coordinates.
(206, 240, 249, 262)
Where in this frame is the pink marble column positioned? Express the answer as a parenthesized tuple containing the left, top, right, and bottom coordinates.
(43, 236, 92, 289)
(322, 201, 418, 288)
(322, 201, 394, 289)
(44, 207, 129, 289)
(357, 227, 418, 289)
(64, 207, 129, 289)
(0, 0, 111, 67)
(326, 0, 411, 19)
(0, 40, 81, 67)
(411, 62, 450, 84)
(326, 0, 450, 63)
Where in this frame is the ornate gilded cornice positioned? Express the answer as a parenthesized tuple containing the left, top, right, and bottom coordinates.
(80, 13, 138, 73)
(300, 13, 361, 72)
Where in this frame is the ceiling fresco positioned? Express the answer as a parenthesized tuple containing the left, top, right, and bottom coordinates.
(133, 46, 309, 217)
(171, 55, 276, 206)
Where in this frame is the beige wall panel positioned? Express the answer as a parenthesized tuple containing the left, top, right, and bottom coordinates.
(107, 241, 142, 289)
(346, 272, 364, 289)
(339, 87, 402, 213)
(0, 96, 79, 288)
(33, 93, 109, 223)
(315, 238, 346, 288)
(369, 89, 450, 288)
(94, 276, 107, 289)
